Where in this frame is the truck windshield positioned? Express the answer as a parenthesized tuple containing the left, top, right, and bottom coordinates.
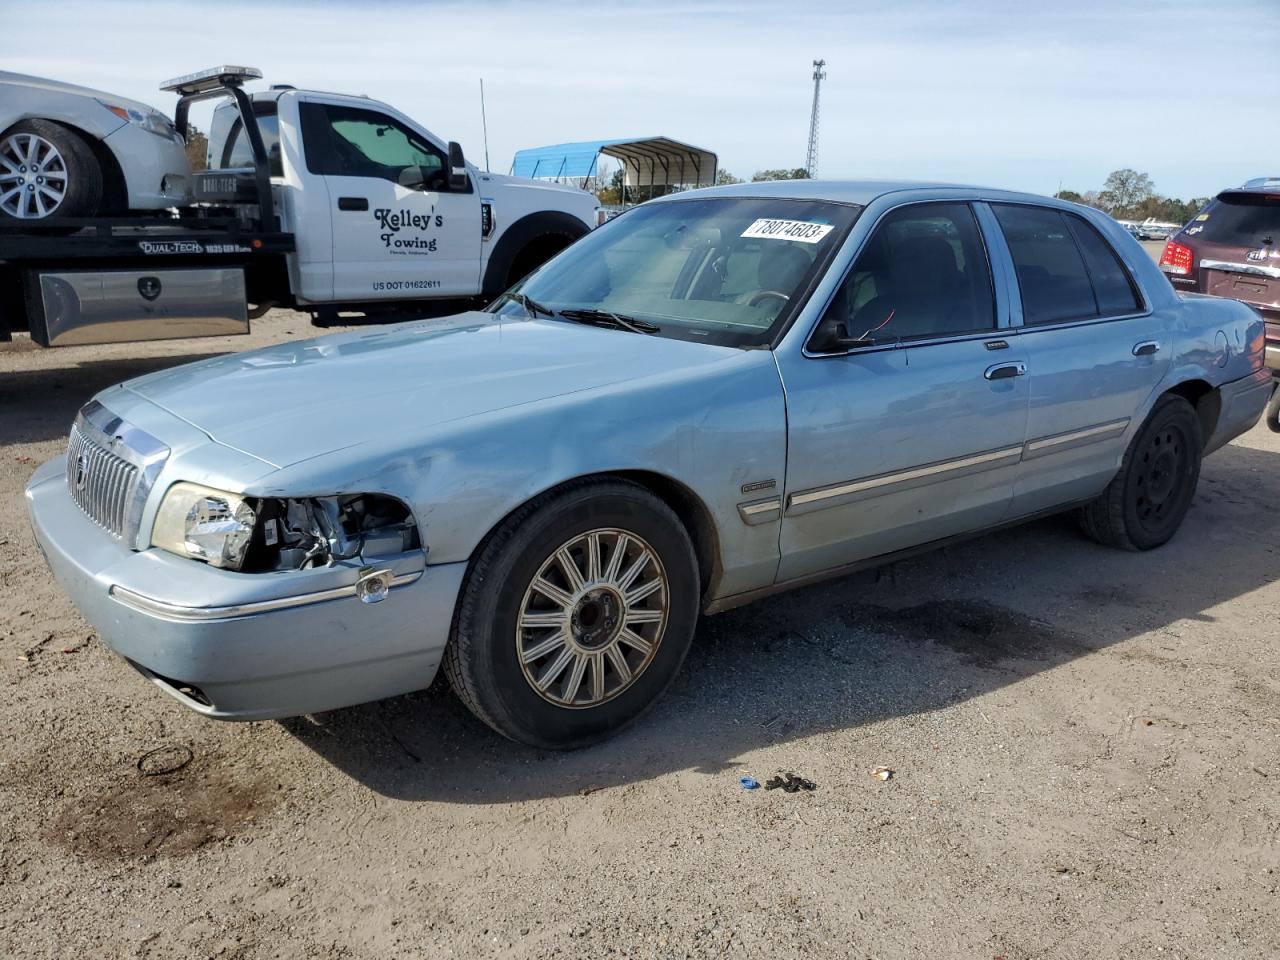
(488, 197, 861, 348)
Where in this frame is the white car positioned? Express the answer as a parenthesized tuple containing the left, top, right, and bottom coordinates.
(0, 72, 190, 220)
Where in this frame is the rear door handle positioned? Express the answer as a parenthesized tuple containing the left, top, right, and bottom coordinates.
(1132, 340, 1160, 357)
(337, 197, 369, 211)
(984, 361, 1027, 381)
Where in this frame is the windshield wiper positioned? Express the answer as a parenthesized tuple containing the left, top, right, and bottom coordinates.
(499, 291, 556, 319)
(557, 308, 661, 335)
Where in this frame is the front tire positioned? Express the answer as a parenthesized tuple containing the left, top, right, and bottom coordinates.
(444, 479, 699, 749)
(0, 120, 102, 221)
(1078, 394, 1203, 550)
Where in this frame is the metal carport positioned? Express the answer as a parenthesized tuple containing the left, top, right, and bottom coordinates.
(510, 137, 718, 197)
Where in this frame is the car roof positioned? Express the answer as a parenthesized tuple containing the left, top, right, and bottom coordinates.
(652, 178, 1046, 207)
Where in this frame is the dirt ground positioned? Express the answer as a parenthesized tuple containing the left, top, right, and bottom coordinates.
(2, 279, 1278, 958)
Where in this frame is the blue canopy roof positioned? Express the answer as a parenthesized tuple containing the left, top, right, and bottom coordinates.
(511, 137, 717, 188)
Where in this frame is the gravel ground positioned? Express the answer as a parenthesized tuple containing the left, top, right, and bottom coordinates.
(2, 260, 1278, 958)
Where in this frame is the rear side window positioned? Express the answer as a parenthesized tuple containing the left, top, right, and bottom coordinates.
(993, 204, 1139, 325)
(218, 106, 282, 177)
(1192, 194, 1280, 246)
(1065, 217, 1142, 315)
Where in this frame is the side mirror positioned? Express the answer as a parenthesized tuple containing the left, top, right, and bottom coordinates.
(810, 320, 875, 353)
(447, 141, 468, 191)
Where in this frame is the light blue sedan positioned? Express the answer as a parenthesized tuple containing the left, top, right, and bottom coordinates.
(26, 180, 1271, 748)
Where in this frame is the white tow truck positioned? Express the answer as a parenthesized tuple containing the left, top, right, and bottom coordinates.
(0, 66, 598, 346)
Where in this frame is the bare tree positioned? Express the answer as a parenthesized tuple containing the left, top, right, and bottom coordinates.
(1100, 169, 1155, 218)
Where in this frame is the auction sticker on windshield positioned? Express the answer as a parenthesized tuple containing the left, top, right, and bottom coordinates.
(741, 219, 834, 243)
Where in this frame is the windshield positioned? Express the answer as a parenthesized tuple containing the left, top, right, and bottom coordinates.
(488, 197, 861, 347)
(1195, 194, 1280, 247)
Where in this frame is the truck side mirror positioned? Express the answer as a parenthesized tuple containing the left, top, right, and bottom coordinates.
(447, 142, 468, 191)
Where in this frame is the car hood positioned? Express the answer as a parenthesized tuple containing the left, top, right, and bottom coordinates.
(122, 312, 740, 468)
(0, 70, 162, 117)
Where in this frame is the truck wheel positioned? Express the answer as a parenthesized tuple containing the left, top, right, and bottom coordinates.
(444, 479, 699, 749)
(0, 120, 102, 221)
(505, 235, 574, 289)
(1077, 394, 1203, 551)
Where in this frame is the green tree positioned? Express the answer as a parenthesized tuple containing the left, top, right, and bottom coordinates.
(1054, 189, 1084, 203)
(751, 168, 811, 182)
(184, 124, 208, 171)
(716, 169, 744, 185)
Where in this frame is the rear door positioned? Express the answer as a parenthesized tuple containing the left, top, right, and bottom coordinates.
(296, 99, 481, 300)
(986, 203, 1170, 516)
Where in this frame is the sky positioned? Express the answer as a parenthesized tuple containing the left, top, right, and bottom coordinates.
(2, 0, 1277, 200)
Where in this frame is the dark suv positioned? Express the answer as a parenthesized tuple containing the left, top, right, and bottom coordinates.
(1160, 178, 1280, 429)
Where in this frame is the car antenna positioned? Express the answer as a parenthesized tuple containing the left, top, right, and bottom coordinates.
(479, 78, 491, 173)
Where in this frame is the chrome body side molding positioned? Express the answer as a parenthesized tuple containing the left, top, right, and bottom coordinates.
(785, 419, 1134, 516)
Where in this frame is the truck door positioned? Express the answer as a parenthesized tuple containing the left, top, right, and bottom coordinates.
(297, 100, 481, 300)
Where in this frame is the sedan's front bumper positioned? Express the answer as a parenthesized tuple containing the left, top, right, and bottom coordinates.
(102, 123, 190, 209)
(25, 458, 466, 720)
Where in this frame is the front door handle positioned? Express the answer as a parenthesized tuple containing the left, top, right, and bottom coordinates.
(1132, 340, 1161, 357)
(337, 196, 369, 211)
(984, 361, 1027, 381)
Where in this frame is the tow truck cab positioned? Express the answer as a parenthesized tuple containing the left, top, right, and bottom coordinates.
(201, 83, 597, 306)
(1, 66, 597, 348)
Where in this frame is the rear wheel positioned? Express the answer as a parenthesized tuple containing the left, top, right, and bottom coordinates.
(444, 479, 699, 749)
(0, 120, 102, 221)
(1078, 394, 1203, 550)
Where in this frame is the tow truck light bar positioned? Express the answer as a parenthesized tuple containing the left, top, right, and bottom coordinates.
(160, 66, 262, 96)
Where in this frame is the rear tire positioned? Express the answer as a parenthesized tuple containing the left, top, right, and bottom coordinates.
(1078, 394, 1203, 550)
(0, 120, 102, 221)
(444, 479, 699, 749)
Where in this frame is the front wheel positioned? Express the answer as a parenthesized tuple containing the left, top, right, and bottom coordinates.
(0, 120, 103, 221)
(1077, 394, 1203, 550)
(443, 479, 699, 749)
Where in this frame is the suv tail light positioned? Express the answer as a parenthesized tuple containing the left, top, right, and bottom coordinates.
(1159, 239, 1195, 276)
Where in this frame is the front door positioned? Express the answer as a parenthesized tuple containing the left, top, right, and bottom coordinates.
(776, 201, 1030, 582)
(298, 100, 481, 300)
(986, 203, 1171, 515)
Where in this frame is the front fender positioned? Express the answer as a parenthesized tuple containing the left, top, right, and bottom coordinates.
(249, 350, 789, 602)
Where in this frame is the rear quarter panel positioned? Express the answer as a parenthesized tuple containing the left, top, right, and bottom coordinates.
(1084, 209, 1265, 438)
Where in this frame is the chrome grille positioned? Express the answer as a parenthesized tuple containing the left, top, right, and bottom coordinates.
(64, 401, 170, 548)
(67, 424, 139, 539)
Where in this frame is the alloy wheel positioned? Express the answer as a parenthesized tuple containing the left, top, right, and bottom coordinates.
(516, 528, 669, 708)
(0, 133, 69, 219)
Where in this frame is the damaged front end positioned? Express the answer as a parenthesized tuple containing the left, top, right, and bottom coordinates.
(150, 483, 421, 572)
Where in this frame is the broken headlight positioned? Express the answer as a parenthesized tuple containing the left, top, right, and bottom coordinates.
(151, 484, 420, 572)
(151, 482, 257, 569)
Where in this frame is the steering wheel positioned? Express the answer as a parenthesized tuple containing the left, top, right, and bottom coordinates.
(746, 290, 791, 308)
(422, 166, 447, 191)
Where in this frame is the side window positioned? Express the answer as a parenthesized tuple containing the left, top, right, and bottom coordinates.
(218, 109, 282, 177)
(992, 205, 1098, 325)
(298, 103, 445, 187)
(1065, 216, 1143, 315)
(817, 202, 995, 345)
